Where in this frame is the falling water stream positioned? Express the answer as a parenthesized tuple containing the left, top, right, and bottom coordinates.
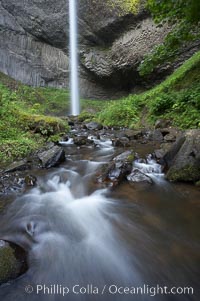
(69, 0, 80, 115)
(0, 137, 199, 301)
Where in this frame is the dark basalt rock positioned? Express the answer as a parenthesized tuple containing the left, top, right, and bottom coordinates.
(1, 0, 198, 99)
(164, 130, 200, 182)
(155, 119, 171, 129)
(0, 172, 25, 194)
(124, 130, 143, 140)
(148, 130, 164, 142)
(73, 136, 88, 146)
(0, 240, 27, 285)
(38, 145, 65, 168)
(5, 160, 31, 173)
(85, 122, 103, 131)
(112, 137, 131, 147)
(164, 133, 177, 142)
(154, 149, 166, 160)
(97, 150, 134, 186)
(127, 168, 153, 185)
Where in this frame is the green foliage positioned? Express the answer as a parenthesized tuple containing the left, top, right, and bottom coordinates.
(78, 110, 95, 122)
(138, 0, 200, 75)
(96, 0, 141, 14)
(147, 85, 200, 128)
(147, 0, 200, 24)
(98, 97, 140, 127)
(96, 50, 200, 129)
(0, 81, 69, 163)
(149, 93, 175, 115)
(114, 0, 140, 13)
(0, 72, 108, 163)
(140, 51, 200, 128)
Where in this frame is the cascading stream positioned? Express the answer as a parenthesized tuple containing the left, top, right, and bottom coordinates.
(0, 139, 199, 301)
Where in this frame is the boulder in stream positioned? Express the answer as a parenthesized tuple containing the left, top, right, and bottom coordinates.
(97, 150, 134, 186)
(164, 130, 200, 182)
(38, 145, 65, 168)
(0, 240, 27, 285)
(5, 160, 31, 173)
(85, 122, 103, 131)
(127, 168, 153, 185)
(73, 136, 88, 146)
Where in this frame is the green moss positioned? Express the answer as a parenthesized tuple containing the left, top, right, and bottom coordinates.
(127, 153, 135, 163)
(0, 80, 69, 163)
(48, 134, 63, 143)
(0, 244, 20, 283)
(97, 97, 140, 127)
(78, 110, 95, 122)
(166, 164, 200, 182)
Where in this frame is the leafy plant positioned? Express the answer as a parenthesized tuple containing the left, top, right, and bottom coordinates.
(138, 0, 200, 76)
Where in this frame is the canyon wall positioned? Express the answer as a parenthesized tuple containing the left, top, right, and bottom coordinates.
(0, 0, 199, 98)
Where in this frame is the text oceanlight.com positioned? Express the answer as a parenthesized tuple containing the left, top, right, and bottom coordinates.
(25, 284, 194, 297)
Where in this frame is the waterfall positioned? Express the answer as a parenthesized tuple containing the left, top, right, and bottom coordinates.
(69, 0, 80, 115)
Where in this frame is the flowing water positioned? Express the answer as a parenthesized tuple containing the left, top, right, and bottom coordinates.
(69, 0, 80, 115)
(0, 139, 199, 301)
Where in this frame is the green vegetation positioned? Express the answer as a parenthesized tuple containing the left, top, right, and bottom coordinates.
(112, 0, 140, 13)
(0, 73, 106, 163)
(98, 97, 140, 127)
(97, 50, 200, 129)
(139, 0, 200, 75)
(1, 50, 200, 163)
(0, 82, 69, 163)
(0, 243, 20, 283)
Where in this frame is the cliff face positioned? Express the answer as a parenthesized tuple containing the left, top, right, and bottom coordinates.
(0, 0, 69, 88)
(0, 0, 198, 98)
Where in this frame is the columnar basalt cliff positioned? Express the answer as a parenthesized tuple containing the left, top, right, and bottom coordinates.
(0, 0, 199, 98)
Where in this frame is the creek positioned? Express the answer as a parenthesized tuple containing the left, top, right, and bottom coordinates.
(0, 137, 199, 301)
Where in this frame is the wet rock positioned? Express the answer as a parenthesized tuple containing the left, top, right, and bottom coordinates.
(62, 135, 69, 141)
(68, 120, 75, 126)
(38, 145, 65, 168)
(0, 240, 27, 284)
(5, 160, 31, 173)
(24, 175, 37, 187)
(164, 130, 200, 182)
(154, 149, 166, 160)
(126, 130, 143, 140)
(127, 168, 153, 184)
(73, 136, 88, 146)
(112, 137, 130, 147)
(85, 122, 103, 131)
(0, 172, 25, 194)
(113, 150, 135, 163)
(160, 142, 175, 154)
(164, 133, 177, 142)
(97, 150, 134, 185)
(155, 119, 171, 129)
(148, 130, 163, 142)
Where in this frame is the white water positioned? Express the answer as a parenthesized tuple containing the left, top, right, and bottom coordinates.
(69, 0, 80, 115)
(59, 137, 74, 145)
(134, 155, 165, 183)
(0, 142, 199, 301)
(0, 165, 140, 301)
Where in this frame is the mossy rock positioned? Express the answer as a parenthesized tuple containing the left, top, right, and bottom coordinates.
(0, 240, 27, 284)
(165, 130, 200, 183)
(19, 113, 69, 136)
(166, 164, 200, 182)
